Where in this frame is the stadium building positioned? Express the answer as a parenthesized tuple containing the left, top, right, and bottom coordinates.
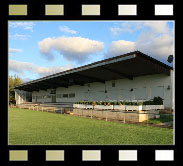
(14, 51, 174, 109)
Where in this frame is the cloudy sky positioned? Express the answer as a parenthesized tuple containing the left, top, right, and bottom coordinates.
(9, 21, 174, 82)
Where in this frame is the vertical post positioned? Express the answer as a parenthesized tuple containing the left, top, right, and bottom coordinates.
(105, 111, 108, 121)
(124, 111, 126, 123)
(42, 107, 43, 112)
(146, 111, 148, 127)
(91, 109, 93, 119)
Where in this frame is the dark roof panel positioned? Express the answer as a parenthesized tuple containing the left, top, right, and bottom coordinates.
(14, 51, 173, 91)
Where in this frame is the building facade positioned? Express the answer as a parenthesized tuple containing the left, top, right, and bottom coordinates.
(14, 51, 174, 109)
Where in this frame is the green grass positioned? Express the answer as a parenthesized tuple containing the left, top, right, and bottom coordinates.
(9, 108, 173, 145)
(146, 114, 173, 124)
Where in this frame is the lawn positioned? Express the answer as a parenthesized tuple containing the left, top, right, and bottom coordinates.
(9, 108, 173, 145)
(146, 114, 173, 124)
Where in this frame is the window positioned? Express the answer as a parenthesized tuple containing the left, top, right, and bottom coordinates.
(56, 94, 63, 98)
(69, 93, 75, 98)
(63, 94, 68, 98)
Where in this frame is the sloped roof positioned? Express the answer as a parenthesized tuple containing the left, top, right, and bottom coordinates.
(15, 51, 173, 92)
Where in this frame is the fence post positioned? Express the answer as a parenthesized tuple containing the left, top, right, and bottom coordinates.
(124, 111, 126, 123)
(91, 109, 93, 119)
(105, 111, 108, 121)
(146, 111, 148, 127)
(42, 107, 43, 112)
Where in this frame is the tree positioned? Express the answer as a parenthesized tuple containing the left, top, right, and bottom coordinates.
(9, 75, 22, 105)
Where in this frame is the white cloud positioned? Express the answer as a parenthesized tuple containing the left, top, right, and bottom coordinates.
(59, 26, 77, 34)
(9, 33, 31, 40)
(9, 21, 35, 32)
(135, 34, 173, 59)
(9, 48, 23, 53)
(38, 36, 104, 63)
(35, 65, 74, 77)
(110, 21, 171, 36)
(106, 40, 135, 58)
(107, 21, 174, 60)
(144, 21, 170, 34)
(110, 22, 144, 35)
(9, 60, 74, 77)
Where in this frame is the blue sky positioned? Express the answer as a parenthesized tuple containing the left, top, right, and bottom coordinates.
(9, 21, 174, 82)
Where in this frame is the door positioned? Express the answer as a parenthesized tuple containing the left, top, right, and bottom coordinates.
(52, 95, 56, 103)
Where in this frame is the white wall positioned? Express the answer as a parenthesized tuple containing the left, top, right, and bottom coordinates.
(15, 89, 27, 104)
(31, 72, 173, 109)
(32, 89, 52, 103)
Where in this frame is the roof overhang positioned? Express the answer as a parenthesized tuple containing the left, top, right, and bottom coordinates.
(14, 51, 173, 92)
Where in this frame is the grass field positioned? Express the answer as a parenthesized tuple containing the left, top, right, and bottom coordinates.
(147, 114, 173, 124)
(9, 108, 173, 145)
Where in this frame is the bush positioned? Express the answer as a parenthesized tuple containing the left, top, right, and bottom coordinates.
(143, 101, 153, 105)
(119, 102, 123, 106)
(92, 101, 96, 106)
(77, 97, 163, 106)
(96, 101, 102, 105)
(107, 102, 111, 106)
(143, 96, 163, 105)
(138, 102, 143, 106)
(110, 101, 114, 105)
(153, 96, 163, 105)
(122, 101, 126, 105)
(114, 101, 119, 105)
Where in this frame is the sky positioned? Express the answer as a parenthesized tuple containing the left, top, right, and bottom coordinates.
(9, 21, 174, 82)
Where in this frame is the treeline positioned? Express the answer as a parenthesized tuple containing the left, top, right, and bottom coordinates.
(9, 75, 22, 104)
